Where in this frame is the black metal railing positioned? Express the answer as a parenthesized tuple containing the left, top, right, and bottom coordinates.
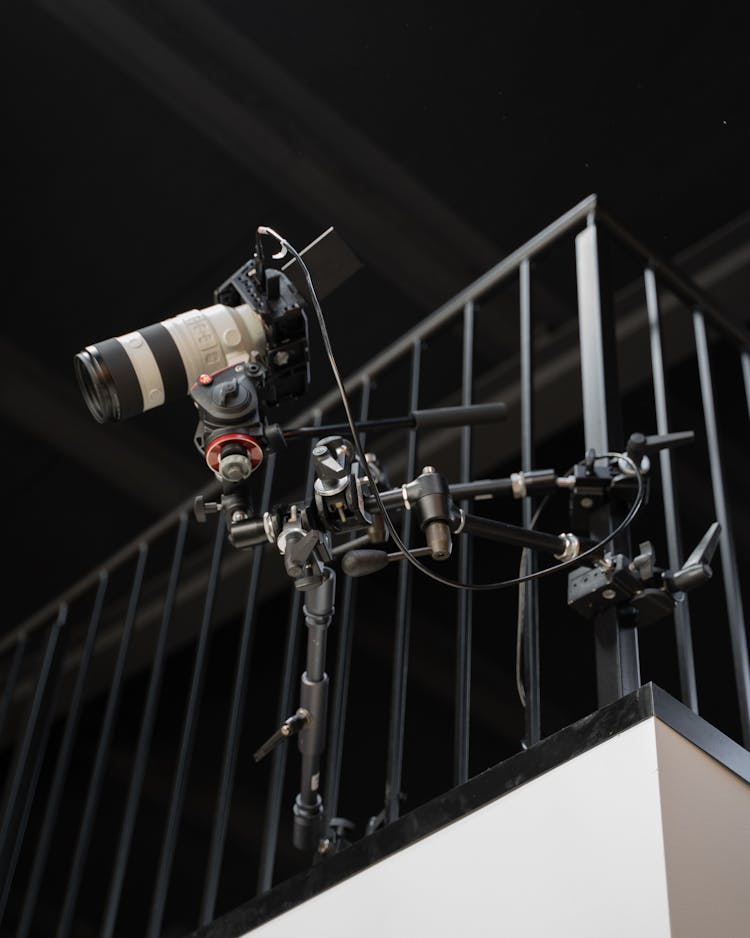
(1, 195, 748, 937)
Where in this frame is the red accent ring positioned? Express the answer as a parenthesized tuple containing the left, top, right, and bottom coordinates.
(205, 433, 264, 473)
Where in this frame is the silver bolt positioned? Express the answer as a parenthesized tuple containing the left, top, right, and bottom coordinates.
(220, 453, 252, 482)
(232, 510, 248, 523)
(602, 588, 617, 600)
(580, 496, 594, 509)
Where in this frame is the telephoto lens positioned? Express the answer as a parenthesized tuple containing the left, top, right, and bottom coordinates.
(74, 302, 269, 423)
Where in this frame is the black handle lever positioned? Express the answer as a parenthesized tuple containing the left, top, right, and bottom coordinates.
(626, 430, 695, 460)
(253, 709, 310, 762)
(664, 521, 721, 593)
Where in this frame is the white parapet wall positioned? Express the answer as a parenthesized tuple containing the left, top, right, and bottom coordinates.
(247, 716, 749, 938)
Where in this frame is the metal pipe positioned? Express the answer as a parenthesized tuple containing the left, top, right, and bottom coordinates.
(455, 301, 474, 786)
(16, 576, 108, 938)
(0, 634, 27, 743)
(385, 341, 421, 824)
(324, 380, 372, 830)
(56, 545, 148, 938)
(199, 461, 276, 925)
(693, 312, 750, 745)
(146, 516, 225, 938)
(644, 268, 698, 712)
(520, 257, 541, 746)
(575, 222, 640, 704)
(0, 607, 67, 923)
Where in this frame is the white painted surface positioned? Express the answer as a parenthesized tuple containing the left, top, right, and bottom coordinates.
(249, 719, 672, 937)
(655, 720, 750, 938)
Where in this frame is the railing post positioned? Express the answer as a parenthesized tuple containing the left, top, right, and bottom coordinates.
(644, 268, 698, 712)
(385, 341, 421, 824)
(324, 381, 372, 833)
(575, 219, 640, 705)
(693, 313, 750, 746)
(455, 301, 474, 784)
(519, 259, 541, 746)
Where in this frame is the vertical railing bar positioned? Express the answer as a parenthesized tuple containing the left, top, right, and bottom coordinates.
(0, 633, 28, 744)
(56, 545, 149, 938)
(16, 574, 109, 938)
(520, 258, 541, 747)
(0, 606, 66, 887)
(100, 517, 189, 938)
(575, 222, 640, 704)
(146, 515, 226, 938)
(0, 605, 68, 924)
(257, 416, 321, 894)
(693, 312, 750, 745)
(385, 341, 421, 825)
(324, 380, 372, 830)
(255, 595, 304, 893)
(200, 456, 277, 926)
(455, 301, 474, 786)
(644, 269, 698, 712)
(741, 349, 750, 422)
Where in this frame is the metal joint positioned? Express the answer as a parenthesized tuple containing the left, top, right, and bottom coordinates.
(510, 471, 527, 499)
(554, 532, 580, 562)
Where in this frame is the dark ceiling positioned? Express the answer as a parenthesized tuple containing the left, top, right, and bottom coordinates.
(2, 3, 750, 935)
(4, 0, 750, 627)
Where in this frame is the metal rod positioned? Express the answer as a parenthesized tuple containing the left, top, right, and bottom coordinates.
(0, 606, 67, 924)
(693, 312, 750, 745)
(520, 257, 541, 747)
(146, 516, 225, 938)
(257, 420, 321, 894)
(324, 380, 372, 830)
(200, 459, 277, 925)
(16, 575, 108, 938)
(742, 349, 750, 423)
(372, 476, 516, 513)
(284, 412, 408, 439)
(0, 611, 65, 867)
(576, 225, 611, 454)
(575, 222, 640, 704)
(0, 633, 27, 744)
(100, 517, 189, 938)
(385, 341, 421, 824)
(461, 514, 567, 555)
(455, 302, 474, 786)
(256, 592, 303, 893)
(56, 545, 148, 938)
(644, 268, 698, 712)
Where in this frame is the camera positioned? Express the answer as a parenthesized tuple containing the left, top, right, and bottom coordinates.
(74, 253, 310, 424)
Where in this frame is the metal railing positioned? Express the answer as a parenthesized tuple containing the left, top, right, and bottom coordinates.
(1, 194, 749, 937)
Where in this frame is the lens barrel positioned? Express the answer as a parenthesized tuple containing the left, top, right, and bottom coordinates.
(74, 303, 268, 423)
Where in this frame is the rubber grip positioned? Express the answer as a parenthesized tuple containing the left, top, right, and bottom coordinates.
(412, 402, 506, 430)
